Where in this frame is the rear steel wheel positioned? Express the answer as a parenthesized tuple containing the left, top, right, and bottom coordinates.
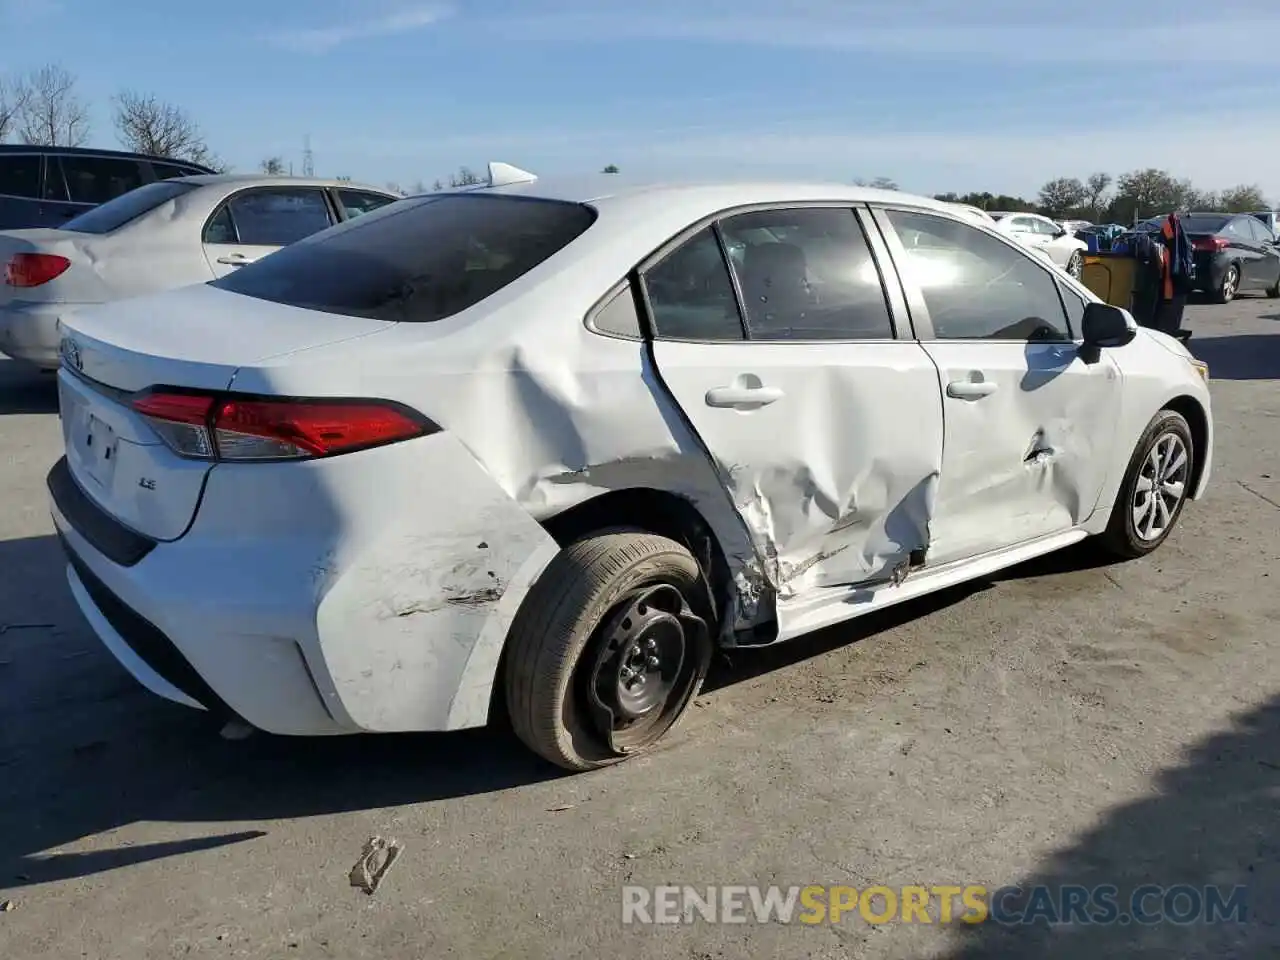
(504, 531, 712, 771)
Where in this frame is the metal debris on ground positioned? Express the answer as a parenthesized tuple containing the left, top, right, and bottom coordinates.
(348, 836, 403, 895)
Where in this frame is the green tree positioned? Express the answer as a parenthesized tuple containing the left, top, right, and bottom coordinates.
(260, 156, 285, 175)
(1037, 177, 1088, 217)
(1109, 168, 1189, 222)
(602, 163, 620, 174)
(1218, 184, 1269, 213)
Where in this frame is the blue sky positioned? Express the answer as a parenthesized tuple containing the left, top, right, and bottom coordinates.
(3, 0, 1280, 199)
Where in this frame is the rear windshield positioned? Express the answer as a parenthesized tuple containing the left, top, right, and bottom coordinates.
(1180, 216, 1229, 233)
(62, 180, 198, 234)
(209, 194, 598, 323)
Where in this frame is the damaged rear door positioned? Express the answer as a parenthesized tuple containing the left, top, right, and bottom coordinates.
(640, 204, 944, 599)
(871, 205, 1121, 565)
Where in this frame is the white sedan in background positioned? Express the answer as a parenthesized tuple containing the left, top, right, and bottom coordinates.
(988, 210, 1089, 278)
(0, 175, 398, 369)
(49, 165, 1212, 771)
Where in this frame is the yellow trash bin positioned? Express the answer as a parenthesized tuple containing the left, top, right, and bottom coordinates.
(1080, 253, 1138, 310)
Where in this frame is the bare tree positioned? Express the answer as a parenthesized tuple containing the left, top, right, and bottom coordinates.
(260, 156, 285, 175)
(0, 74, 31, 143)
(1084, 172, 1112, 220)
(111, 90, 222, 168)
(448, 166, 484, 187)
(17, 65, 89, 146)
(854, 176, 898, 190)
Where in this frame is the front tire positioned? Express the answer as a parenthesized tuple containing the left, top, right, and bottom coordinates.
(1099, 410, 1194, 559)
(504, 531, 712, 771)
(1213, 263, 1239, 303)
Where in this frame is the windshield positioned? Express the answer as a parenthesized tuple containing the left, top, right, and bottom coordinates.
(209, 193, 597, 323)
(61, 180, 198, 234)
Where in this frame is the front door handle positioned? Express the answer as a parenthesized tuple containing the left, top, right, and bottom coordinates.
(947, 380, 998, 399)
(216, 254, 255, 266)
(705, 385, 785, 408)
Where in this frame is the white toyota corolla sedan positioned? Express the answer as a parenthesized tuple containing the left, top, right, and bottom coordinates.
(48, 164, 1213, 771)
(0, 175, 398, 369)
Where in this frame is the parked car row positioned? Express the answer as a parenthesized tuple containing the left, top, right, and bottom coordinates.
(1125, 212, 1280, 303)
(24, 158, 1214, 770)
(1, 173, 398, 367)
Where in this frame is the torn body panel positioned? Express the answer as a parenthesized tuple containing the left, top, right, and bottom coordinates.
(922, 341, 1122, 565)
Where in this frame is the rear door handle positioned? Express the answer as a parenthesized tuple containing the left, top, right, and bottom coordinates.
(947, 380, 998, 399)
(705, 385, 785, 408)
(216, 254, 255, 266)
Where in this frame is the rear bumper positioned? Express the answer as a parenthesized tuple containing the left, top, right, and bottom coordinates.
(1192, 252, 1228, 292)
(50, 431, 562, 736)
(0, 300, 74, 369)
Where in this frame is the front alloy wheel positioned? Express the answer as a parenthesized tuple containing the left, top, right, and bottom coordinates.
(1100, 410, 1194, 558)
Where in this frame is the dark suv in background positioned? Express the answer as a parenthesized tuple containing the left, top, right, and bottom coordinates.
(0, 145, 218, 229)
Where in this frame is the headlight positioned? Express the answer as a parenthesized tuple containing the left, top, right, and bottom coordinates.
(1188, 358, 1209, 382)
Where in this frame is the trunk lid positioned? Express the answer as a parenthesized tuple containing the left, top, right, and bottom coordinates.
(0, 228, 112, 308)
(57, 283, 394, 541)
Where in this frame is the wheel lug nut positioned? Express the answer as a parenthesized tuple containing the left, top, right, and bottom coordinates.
(645, 638, 658, 650)
(620, 667, 634, 680)
(646, 655, 660, 668)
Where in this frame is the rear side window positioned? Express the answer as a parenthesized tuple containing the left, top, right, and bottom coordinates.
(337, 189, 396, 220)
(61, 180, 198, 234)
(0, 155, 42, 199)
(210, 194, 597, 323)
(212, 189, 334, 246)
(59, 156, 146, 205)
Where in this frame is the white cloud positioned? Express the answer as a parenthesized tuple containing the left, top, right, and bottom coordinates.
(479, 1, 1280, 62)
(266, 4, 451, 54)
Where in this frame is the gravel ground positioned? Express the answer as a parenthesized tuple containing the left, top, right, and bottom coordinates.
(1, 296, 1277, 959)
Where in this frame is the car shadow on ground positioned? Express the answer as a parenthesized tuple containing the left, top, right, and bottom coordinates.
(1188, 334, 1280, 381)
(0, 534, 1131, 891)
(936, 691, 1279, 958)
(0, 358, 58, 415)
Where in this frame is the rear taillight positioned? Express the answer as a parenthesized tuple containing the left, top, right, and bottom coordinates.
(1192, 236, 1229, 252)
(130, 390, 435, 461)
(5, 253, 71, 287)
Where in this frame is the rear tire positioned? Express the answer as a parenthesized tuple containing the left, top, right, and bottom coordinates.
(1099, 410, 1194, 559)
(1266, 275, 1280, 298)
(504, 531, 712, 771)
(1213, 263, 1239, 303)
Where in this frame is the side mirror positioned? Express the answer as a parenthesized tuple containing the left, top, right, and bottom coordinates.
(1081, 302, 1137, 349)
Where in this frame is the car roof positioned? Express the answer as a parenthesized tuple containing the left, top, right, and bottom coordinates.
(425, 173, 964, 221)
(175, 173, 393, 194)
(0, 143, 219, 171)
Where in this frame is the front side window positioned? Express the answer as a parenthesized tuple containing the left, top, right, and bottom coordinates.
(719, 207, 894, 339)
(642, 227, 744, 341)
(885, 208, 1073, 341)
(58, 156, 146, 205)
(217, 189, 334, 246)
(210, 194, 596, 323)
